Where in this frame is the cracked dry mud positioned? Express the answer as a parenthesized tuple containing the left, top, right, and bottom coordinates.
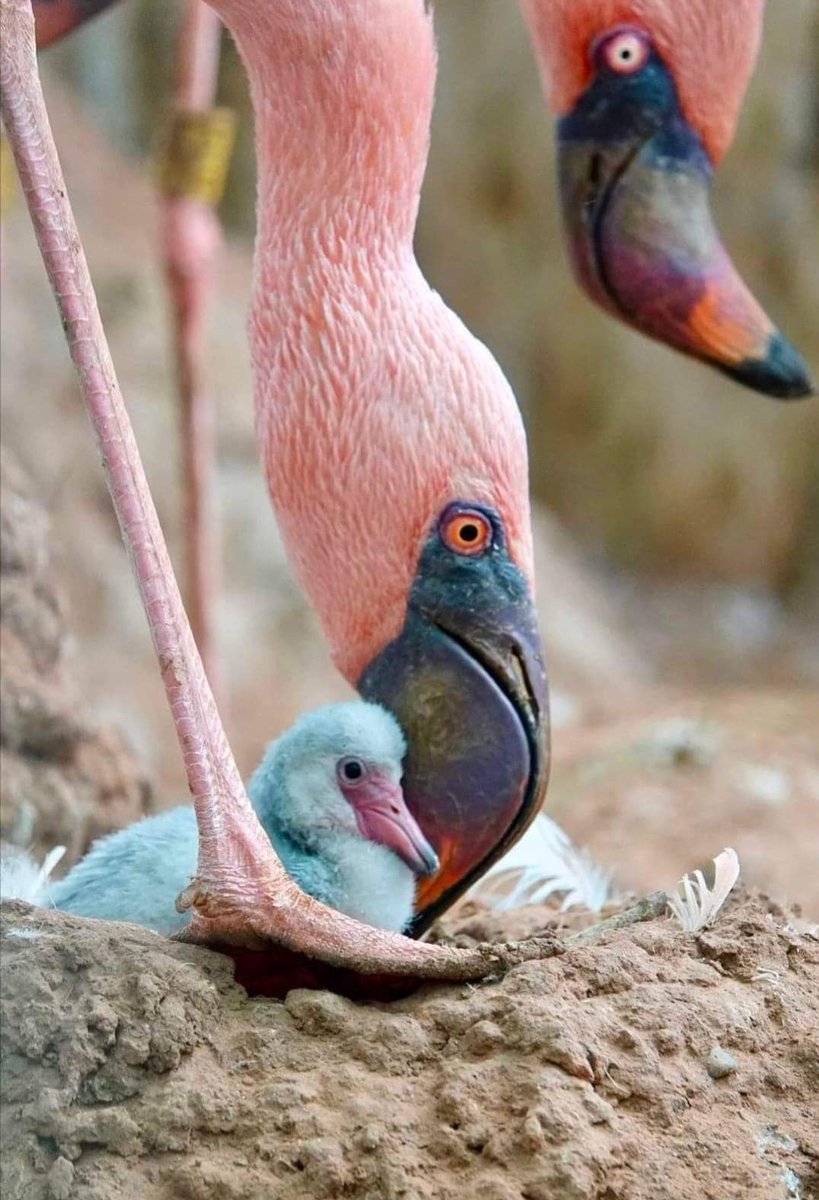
(1, 893, 817, 1200)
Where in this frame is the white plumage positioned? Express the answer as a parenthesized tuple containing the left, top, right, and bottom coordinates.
(0, 845, 65, 906)
(667, 848, 740, 933)
(470, 813, 613, 913)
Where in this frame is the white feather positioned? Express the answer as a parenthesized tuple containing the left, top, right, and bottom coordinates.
(470, 813, 613, 913)
(0, 845, 66, 906)
(667, 847, 740, 933)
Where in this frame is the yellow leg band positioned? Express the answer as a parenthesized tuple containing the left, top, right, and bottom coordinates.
(156, 108, 237, 207)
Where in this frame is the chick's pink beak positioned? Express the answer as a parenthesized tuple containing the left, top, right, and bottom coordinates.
(350, 775, 440, 878)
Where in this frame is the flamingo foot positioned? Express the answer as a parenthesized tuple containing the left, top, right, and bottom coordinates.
(172, 811, 562, 983)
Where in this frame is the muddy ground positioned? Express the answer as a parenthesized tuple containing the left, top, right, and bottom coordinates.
(2, 893, 817, 1200)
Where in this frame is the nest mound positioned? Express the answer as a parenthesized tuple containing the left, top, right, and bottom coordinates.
(1, 893, 816, 1200)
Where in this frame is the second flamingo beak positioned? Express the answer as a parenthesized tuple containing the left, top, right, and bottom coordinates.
(557, 41, 814, 400)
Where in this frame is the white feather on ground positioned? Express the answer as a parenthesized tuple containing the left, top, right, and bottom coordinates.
(667, 847, 740, 933)
(470, 813, 614, 913)
(0, 846, 65, 906)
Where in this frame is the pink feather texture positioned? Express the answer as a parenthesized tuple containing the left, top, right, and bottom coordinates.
(215, 0, 535, 682)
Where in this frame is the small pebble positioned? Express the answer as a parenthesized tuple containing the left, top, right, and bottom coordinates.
(707, 1047, 738, 1079)
(463, 1019, 504, 1057)
(355, 1125, 381, 1152)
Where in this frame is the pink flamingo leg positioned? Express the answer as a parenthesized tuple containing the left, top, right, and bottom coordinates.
(0, 0, 536, 981)
(160, 1, 225, 697)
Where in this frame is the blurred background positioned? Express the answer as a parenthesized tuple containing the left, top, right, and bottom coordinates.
(1, 1, 818, 909)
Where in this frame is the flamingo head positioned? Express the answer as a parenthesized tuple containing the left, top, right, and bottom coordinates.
(521, 0, 814, 398)
(263, 293, 551, 937)
(249, 703, 439, 883)
(358, 495, 550, 934)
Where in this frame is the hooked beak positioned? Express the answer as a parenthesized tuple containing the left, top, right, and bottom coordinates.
(352, 776, 440, 878)
(359, 559, 550, 936)
(557, 74, 814, 399)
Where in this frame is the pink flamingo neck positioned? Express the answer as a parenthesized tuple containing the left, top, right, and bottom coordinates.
(220, 0, 433, 272)
(210, 0, 533, 684)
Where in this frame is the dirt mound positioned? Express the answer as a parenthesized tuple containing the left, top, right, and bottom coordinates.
(0, 449, 151, 867)
(1, 893, 816, 1200)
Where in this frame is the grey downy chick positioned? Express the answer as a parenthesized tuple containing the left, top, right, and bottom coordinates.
(38, 703, 438, 934)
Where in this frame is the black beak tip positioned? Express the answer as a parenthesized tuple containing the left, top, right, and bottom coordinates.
(730, 333, 815, 401)
(420, 848, 441, 878)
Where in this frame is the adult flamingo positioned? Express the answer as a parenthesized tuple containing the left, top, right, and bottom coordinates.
(1, 0, 549, 977)
(29, 2, 814, 711)
(519, 0, 813, 397)
(1, 0, 802, 969)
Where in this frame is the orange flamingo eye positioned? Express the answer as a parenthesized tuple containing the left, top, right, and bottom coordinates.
(441, 509, 493, 557)
(597, 28, 650, 76)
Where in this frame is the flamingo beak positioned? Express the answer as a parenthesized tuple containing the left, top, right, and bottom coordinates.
(557, 42, 814, 399)
(350, 774, 440, 878)
(359, 505, 550, 935)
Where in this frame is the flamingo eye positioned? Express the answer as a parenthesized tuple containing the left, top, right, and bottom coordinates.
(596, 27, 650, 76)
(337, 757, 366, 786)
(440, 508, 493, 557)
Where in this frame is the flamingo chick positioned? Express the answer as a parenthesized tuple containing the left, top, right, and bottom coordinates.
(47, 704, 437, 935)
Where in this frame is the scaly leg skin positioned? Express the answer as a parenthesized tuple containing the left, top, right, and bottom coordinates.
(160, 0, 225, 698)
(0, 0, 555, 983)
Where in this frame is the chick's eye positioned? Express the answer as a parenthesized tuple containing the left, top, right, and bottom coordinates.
(597, 27, 650, 75)
(441, 509, 493, 557)
(338, 757, 366, 786)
